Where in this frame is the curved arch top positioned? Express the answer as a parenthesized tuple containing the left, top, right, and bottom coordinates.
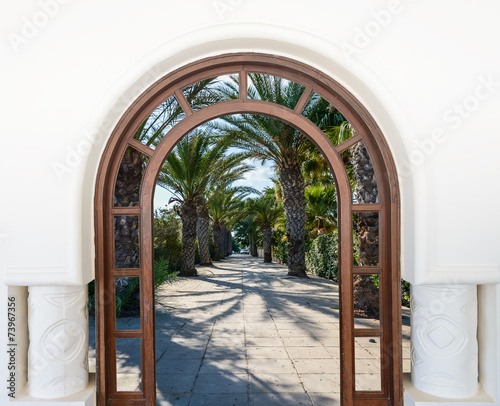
(95, 53, 402, 406)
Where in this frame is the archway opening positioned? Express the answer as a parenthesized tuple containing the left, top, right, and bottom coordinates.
(93, 54, 402, 405)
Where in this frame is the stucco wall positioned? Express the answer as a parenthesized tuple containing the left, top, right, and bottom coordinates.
(1, 0, 500, 402)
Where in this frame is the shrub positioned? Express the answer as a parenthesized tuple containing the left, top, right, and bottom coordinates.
(306, 232, 339, 281)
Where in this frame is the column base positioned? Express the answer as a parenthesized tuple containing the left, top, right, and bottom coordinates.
(404, 374, 494, 406)
(9, 374, 95, 405)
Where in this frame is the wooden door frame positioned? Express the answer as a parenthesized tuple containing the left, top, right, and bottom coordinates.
(94, 53, 402, 405)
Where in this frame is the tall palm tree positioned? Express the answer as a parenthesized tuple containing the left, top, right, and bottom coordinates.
(215, 74, 339, 277)
(196, 154, 253, 266)
(351, 140, 380, 318)
(305, 184, 337, 237)
(209, 186, 251, 260)
(247, 196, 283, 263)
(156, 130, 248, 276)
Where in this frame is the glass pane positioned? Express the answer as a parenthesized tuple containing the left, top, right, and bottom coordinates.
(353, 274, 380, 327)
(345, 141, 378, 204)
(114, 216, 140, 269)
(183, 75, 237, 111)
(116, 338, 142, 392)
(355, 337, 382, 391)
(133, 94, 180, 149)
(247, 73, 305, 108)
(115, 277, 141, 321)
(114, 147, 148, 207)
(353, 212, 379, 267)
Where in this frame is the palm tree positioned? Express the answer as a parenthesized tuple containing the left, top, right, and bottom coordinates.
(234, 215, 260, 257)
(156, 130, 249, 276)
(305, 184, 337, 237)
(209, 186, 251, 260)
(247, 196, 283, 263)
(215, 74, 340, 277)
(196, 154, 253, 266)
(351, 140, 380, 318)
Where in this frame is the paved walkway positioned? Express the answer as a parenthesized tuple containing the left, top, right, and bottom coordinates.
(89, 255, 410, 405)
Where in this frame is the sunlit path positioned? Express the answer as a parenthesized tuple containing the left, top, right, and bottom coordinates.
(89, 255, 410, 405)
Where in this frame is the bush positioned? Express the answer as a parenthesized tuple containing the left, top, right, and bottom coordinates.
(272, 229, 288, 264)
(306, 232, 339, 281)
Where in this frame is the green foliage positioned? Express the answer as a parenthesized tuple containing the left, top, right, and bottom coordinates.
(154, 257, 177, 290)
(153, 209, 183, 272)
(272, 228, 288, 265)
(401, 279, 411, 307)
(306, 232, 339, 281)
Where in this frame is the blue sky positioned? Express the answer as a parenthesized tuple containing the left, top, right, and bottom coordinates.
(153, 160, 275, 210)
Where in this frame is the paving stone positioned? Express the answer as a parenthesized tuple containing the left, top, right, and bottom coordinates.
(193, 373, 248, 393)
(246, 346, 288, 359)
(249, 392, 312, 405)
(286, 346, 332, 359)
(300, 373, 341, 393)
(249, 373, 303, 393)
(248, 358, 295, 374)
(293, 358, 339, 374)
(189, 393, 248, 405)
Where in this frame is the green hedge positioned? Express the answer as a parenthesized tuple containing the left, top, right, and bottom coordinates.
(306, 232, 339, 281)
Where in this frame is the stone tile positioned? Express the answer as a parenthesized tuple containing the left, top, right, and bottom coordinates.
(283, 336, 323, 347)
(156, 372, 197, 393)
(287, 346, 332, 359)
(200, 358, 248, 374)
(156, 392, 191, 406)
(204, 346, 246, 359)
(309, 392, 342, 406)
(249, 373, 303, 393)
(248, 358, 295, 374)
(193, 373, 248, 393)
(300, 374, 341, 393)
(188, 393, 248, 406)
(162, 345, 206, 359)
(116, 374, 141, 392)
(246, 337, 283, 347)
(246, 346, 288, 359)
(355, 373, 382, 391)
(245, 329, 280, 338)
(293, 358, 339, 374)
(156, 357, 202, 374)
(249, 391, 312, 405)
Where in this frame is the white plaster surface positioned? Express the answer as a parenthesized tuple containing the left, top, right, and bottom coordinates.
(411, 285, 478, 399)
(27, 286, 89, 399)
(1, 1, 500, 404)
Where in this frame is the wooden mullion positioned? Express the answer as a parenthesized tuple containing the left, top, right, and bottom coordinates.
(294, 86, 313, 113)
(113, 330, 142, 338)
(128, 138, 154, 158)
(111, 268, 142, 277)
(336, 133, 362, 153)
(239, 70, 248, 100)
(111, 207, 141, 215)
(352, 266, 382, 275)
(352, 204, 382, 212)
(174, 89, 193, 116)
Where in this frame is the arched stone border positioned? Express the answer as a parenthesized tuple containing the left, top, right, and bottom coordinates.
(95, 53, 402, 405)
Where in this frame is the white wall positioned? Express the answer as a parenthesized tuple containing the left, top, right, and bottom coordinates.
(1, 0, 500, 401)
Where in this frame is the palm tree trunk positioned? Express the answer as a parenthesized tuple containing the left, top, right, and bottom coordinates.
(196, 205, 212, 266)
(221, 225, 227, 259)
(352, 142, 379, 318)
(180, 201, 198, 276)
(279, 162, 308, 277)
(262, 227, 272, 263)
(250, 236, 258, 257)
(226, 229, 232, 256)
(212, 222, 222, 261)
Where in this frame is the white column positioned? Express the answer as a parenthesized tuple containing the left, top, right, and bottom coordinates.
(27, 285, 89, 399)
(411, 284, 478, 398)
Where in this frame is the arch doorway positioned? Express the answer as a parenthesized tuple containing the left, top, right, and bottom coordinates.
(94, 53, 402, 405)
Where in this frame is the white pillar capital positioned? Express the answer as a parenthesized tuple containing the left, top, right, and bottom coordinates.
(28, 285, 89, 399)
(411, 284, 478, 398)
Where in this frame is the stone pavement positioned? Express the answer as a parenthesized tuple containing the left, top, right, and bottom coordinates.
(89, 255, 411, 405)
